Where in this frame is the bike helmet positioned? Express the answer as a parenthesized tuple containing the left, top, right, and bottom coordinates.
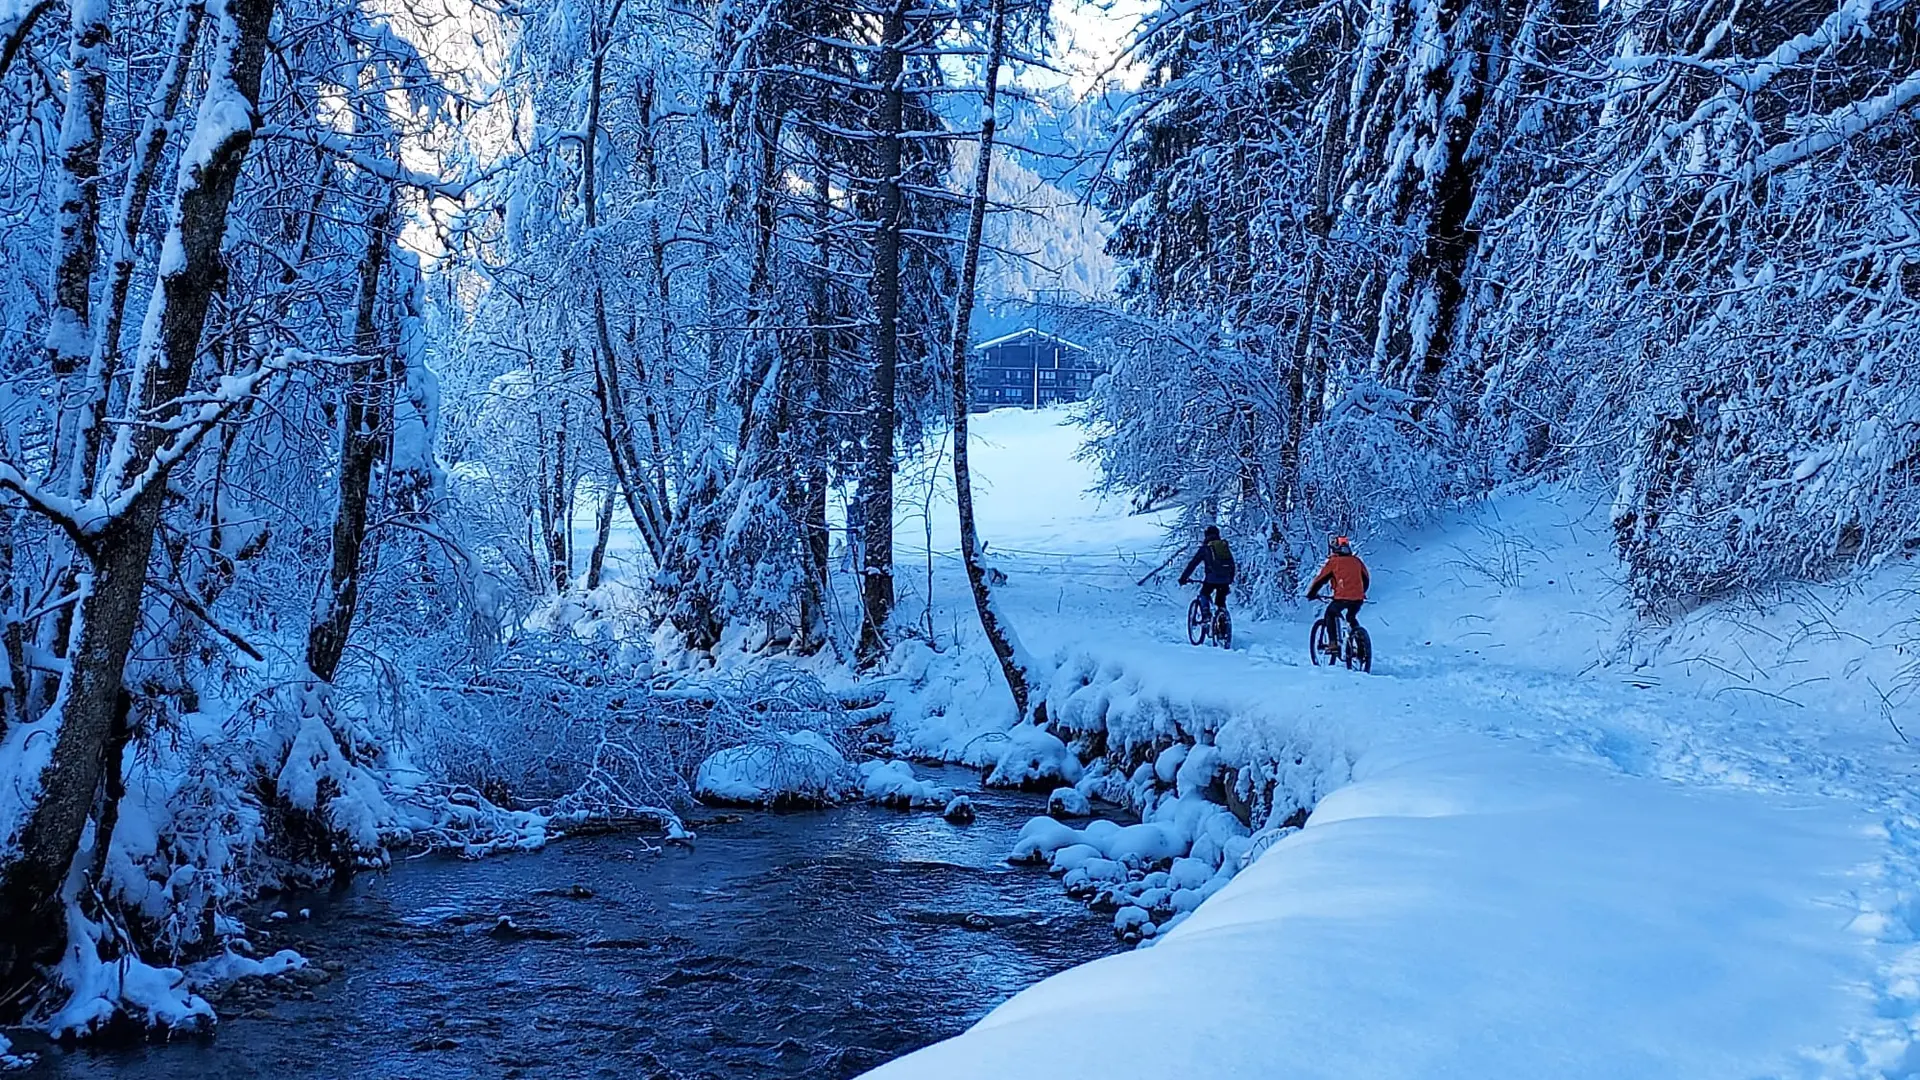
(1204, 525, 1221, 541)
(1329, 535, 1354, 556)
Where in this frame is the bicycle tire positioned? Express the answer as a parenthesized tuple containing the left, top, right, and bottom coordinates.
(1214, 611, 1232, 649)
(1309, 619, 1329, 666)
(1188, 597, 1209, 646)
(1348, 626, 1373, 673)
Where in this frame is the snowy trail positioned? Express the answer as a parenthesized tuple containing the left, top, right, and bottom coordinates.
(870, 408, 1920, 1078)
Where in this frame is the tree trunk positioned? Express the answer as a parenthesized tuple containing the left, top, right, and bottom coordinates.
(72, 0, 204, 498)
(0, 507, 21, 736)
(0, 0, 278, 982)
(585, 485, 616, 590)
(796, 166, 835, 655)
(547, 349, 573, 593)
(44, 0, 110, 487)
(307, 189, 396, 683)
(580, 3, 668, 567)
(637, 74, 686, 493)
(947, 0, 1034, 719)
(26, 0, 113, 715)
(857, 0, 909, 663)
(1374, 0, 1495, 410)
(736, 115, 783, 452)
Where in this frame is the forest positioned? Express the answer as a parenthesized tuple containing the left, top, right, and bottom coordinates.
(0, 0, 1914, 1051)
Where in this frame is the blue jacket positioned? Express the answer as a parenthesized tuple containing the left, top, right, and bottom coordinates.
(1182, 539, 1236, 585)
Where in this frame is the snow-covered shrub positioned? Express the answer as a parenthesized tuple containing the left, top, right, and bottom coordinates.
(655, 447, 733, 651)
(407, 637, 858, 821)
(1605, 288, 1920, 608)
(880, 638, 1021, 765)
(1076, 320, 1453, 608)
(986, 724, 1085, 790)
(695, 730, 856, 807)
(50, 904, 213, 1041)
(674, 668, 869, 808)
(76, 679, 397, 976)
(406, 634, 685, 812)
(859, 760, 953, 810)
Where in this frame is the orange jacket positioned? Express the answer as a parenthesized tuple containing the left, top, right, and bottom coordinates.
(1309, 554, 1369, 602)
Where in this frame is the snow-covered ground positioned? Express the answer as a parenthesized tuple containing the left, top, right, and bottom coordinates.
(867, 406, 1920, 1078)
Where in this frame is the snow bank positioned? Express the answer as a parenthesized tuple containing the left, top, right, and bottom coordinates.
(1012, 816, 1192, 870)
(52, 903, 214, 1040)
(880, 639, 1021, 767)
(954, 640, 1363, 948)
(694, 730, 857, 807)
(893, 405, 1168, 560)
(871, 737, 1876, 1079)
(1042, 646, 1352, 822)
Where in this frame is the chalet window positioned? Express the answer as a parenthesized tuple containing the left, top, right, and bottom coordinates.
(1040, 370, 1057, 383)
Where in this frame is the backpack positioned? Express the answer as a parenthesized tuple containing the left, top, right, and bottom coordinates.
(1209, 539, 1236, 580)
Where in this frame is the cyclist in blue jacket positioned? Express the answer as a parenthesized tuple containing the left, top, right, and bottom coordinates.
(1178, 526, 1236, 619)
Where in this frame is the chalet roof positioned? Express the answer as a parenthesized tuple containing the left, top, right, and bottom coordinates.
(973, 327, 1088, 352)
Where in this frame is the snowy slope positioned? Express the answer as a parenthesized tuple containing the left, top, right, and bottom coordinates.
(870, 407, 1920, 1079)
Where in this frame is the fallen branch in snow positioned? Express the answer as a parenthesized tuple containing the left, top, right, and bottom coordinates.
(1708, 683, 1807, 708)
(1867, 677, 1907, 743)
(647, 684, 887, 711)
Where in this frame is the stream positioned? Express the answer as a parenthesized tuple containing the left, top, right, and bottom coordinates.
(24, 770, 1112, 1080)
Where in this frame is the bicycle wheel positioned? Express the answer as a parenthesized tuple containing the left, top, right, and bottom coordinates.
(1348, 626, 1373, 673)
(1214, 610, 1232, 649)
(1188, 598, 1209, 646)
(1308, 619, 1329, 666)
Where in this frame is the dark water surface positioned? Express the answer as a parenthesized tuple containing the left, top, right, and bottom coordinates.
(26, 772, 1111, 1080)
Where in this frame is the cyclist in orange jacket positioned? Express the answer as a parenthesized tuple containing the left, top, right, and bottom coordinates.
(1307, 535, 1369, 638)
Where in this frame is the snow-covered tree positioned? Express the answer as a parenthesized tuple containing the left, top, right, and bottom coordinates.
(1089, 0, 1920, 609)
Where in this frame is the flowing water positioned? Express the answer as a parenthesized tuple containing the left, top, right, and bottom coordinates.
(23, 772, 1112, 1080)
